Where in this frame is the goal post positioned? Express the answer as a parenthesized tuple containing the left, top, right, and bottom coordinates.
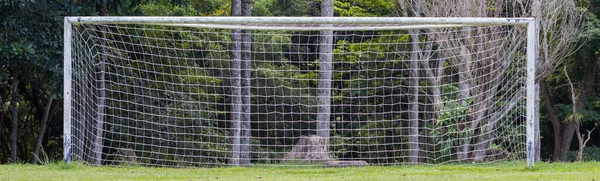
(63, 16, 538, 167)
(526, 20, 538, 168)
(63, 17, 73, 164)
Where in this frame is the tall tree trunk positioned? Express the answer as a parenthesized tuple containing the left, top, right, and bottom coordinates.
(406, 0, 421, 164)
(456, 46, 472, 161)
(569, 58, 598, 161)
(558, 123, 577, 161)
(420, 54, 442, 162)
(10, 78, 19, 163)
(407, 26, 420, 163)
(0, 110, 5, 162)
(94, 55, 106, 165)
(541, 57, 598, 161)
(540, 81, 563, 161)
(542, 85, 592, 163)
(228, 0, 242, 166)
(0, 92, 6, 158)
(32, 96, 54, 164)
(408, 49, 420, 163)
(574, 57, 599, 161)
(239, 0, 253, 166)
(316, 0, 333, 139)
(94, 3, 107, 165)
(575, 125, 584, 161)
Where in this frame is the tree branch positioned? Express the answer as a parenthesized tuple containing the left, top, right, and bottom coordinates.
(583, 127, 596, 147)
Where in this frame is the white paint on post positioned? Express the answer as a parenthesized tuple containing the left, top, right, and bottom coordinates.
(526, 21, 538, 168)
(63, 17, 73, 163)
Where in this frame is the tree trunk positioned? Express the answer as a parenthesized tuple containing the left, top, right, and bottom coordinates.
(32, 96, 53, 164)
(575, 126, 583, 161)
(408, 29, 420, 164)
(471, 42, 517, 162)
(316, 0, 333, 139)
(540, 81, 563, 161)
(405, 0, 421, 164)
(94, 57, 106, 165)
(472, 93, 499, 161)
(228, 0, 242, 166)
(281, 135, 333, 162)
(0, 92, 6, 156)
(558, 121, 577, 161)
(570, 58, 598, 161)
(10, 78, 19, 163)
(574, 57, 600, 161)
(95, 5, 107, 164)
(239, 0, 253, 166)
(456, 46, 471, 161)
(0, 110, 5, 162)
(542, 83, 592, 162)
(541, 56, 598, 161)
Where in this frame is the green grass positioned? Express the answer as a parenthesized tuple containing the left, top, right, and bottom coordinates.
(1, 162, 599, 181)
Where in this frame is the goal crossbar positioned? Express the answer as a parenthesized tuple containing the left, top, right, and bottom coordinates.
(66, 16, 534, 26)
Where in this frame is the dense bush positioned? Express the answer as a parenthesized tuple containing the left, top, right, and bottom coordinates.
(566, 147, 600, 162)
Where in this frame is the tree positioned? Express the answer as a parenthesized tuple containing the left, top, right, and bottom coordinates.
(0, 0, 238, 164)
(32, 91, 55, 164)
(240, 0, 253, 166)
(413, 0, 583, 162)
(414, 0, 511, 161)
(0, 0, 65, 163)
(252, 0, 319, 16)
(10, 75, 18, 163)
(531, 0, 584, 161)
(316, 0, 333, 140)
(94, 0, 108, 165)
(229, 0, 243, 166)
(398, 0, 423, 164)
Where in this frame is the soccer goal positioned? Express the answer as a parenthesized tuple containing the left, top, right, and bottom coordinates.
(63, 17, 538, 167)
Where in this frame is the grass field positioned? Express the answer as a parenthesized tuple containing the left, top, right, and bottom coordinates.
(1, 162, 599, 181)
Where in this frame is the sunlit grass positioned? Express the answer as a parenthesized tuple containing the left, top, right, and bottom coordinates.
(1, 161, 599, 180)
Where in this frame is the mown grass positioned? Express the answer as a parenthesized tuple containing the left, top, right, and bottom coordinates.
(1, 161, 599, 181)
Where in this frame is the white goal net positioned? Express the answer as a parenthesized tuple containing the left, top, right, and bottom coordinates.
(64, 17, 537, 167)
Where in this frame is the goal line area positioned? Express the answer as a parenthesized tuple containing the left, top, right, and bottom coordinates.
(63, 17, 538, 167)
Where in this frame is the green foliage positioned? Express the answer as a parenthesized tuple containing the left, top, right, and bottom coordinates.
(0, 0, 68, 163)
(65, 1, 240, 166)
(0, 0, 63, 78)
(334, 0, 395, 17)
(134, 0, 226, 16)
(92, 23, 230, 166)
(555, 103, 600, 124)
(136, 3, 198, 16)
(566, 146, 600, 162)
(250, 59, 319, 161)
(253, 0, 319, 16)
(328, 32, 412, 164)
(431, 85, 473, 162)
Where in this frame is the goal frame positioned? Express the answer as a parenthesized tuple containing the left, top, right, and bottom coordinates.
(63, 16, 538, 166)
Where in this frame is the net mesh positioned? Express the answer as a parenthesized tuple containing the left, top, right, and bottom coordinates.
(68, 22, 528, 167)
